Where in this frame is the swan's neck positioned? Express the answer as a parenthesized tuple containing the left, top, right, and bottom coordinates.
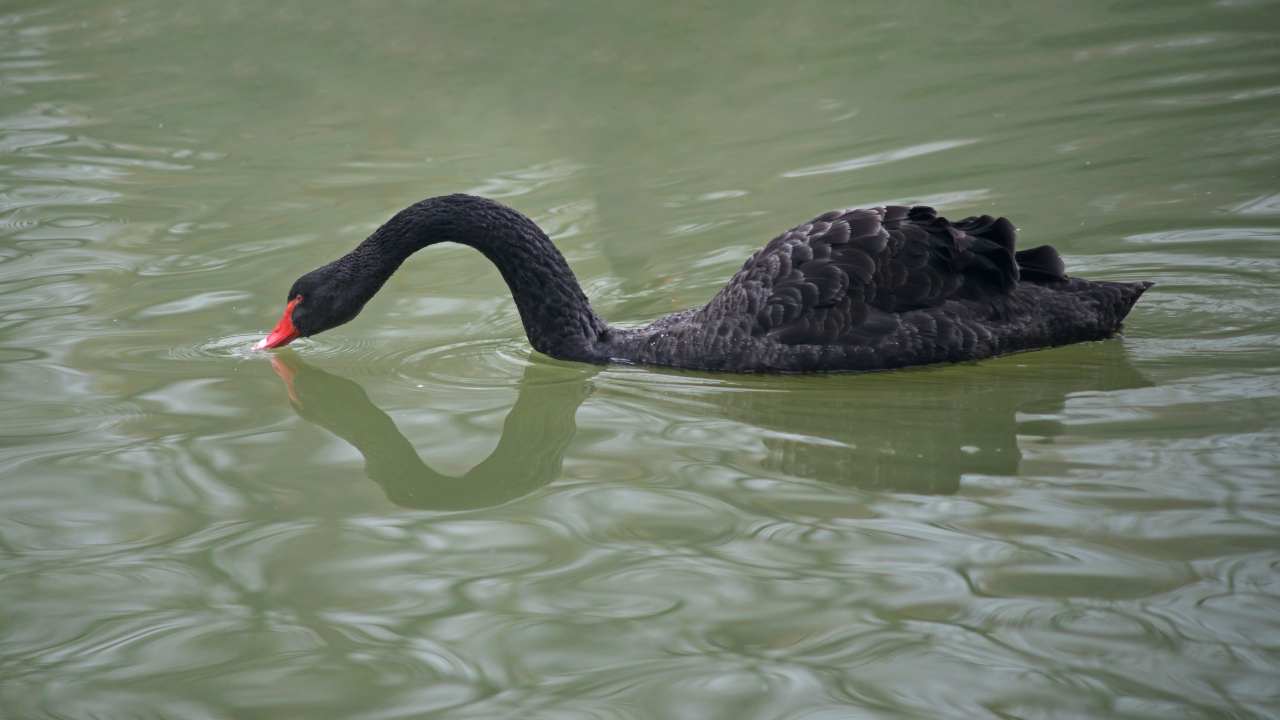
(357, 195, 610, 361)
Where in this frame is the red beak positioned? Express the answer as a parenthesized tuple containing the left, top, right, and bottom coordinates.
(256, 297, 302, 350)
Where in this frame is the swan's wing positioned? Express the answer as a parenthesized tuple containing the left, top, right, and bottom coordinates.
(703, 205, 1024, 346)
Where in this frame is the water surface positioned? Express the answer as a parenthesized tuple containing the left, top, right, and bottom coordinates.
(2, 1, 1280, 718)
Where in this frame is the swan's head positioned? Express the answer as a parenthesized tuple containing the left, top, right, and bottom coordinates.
(256, 263, 374, 350)
(255, 193, 533, 351)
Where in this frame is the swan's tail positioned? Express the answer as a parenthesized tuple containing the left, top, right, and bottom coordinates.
(1088, 279, 1153, 335)
(1013, 243, 1151, 330)
(1112, 280, 1154, 321)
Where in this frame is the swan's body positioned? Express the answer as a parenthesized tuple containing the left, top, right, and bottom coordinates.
(258, 194, 1151, 372)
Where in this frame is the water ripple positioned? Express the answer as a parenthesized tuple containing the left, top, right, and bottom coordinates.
(2, 2, 1280, 719)
(781, 139, 979, 178)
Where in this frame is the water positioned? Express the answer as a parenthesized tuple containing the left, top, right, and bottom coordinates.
(2, 1, 1279, 717)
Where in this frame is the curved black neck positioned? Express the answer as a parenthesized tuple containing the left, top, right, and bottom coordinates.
(351, 194, 610, 362)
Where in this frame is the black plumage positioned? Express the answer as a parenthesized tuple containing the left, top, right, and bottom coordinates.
(263, 194, 1151, 373)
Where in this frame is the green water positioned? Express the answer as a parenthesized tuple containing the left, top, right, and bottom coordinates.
(3, 1, 1279, 717)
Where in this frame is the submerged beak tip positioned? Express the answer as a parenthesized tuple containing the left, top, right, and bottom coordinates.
(255, 331, 298, 351)
(256, 296, 302, 351)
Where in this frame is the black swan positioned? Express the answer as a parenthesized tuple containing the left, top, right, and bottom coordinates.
(256, 193, 1151, 372)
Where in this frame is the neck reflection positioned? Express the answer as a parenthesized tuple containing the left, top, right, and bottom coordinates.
(270, 353, 595, 511)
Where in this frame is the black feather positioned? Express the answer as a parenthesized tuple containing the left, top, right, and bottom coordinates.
(1016, 245, 1067, 282)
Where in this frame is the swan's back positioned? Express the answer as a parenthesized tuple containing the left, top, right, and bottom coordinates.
(604, 205, 1150, 372)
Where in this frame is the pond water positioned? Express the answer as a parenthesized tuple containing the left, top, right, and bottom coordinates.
(2, 1, 1279, 718)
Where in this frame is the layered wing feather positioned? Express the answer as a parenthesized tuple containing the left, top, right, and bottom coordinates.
(699, 205, 1026, 347)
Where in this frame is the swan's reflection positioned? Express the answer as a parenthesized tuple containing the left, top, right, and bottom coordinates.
(270, 353, 595, 510)
(270, 342, 1150, 509)
(713, 341, 1151, 494)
